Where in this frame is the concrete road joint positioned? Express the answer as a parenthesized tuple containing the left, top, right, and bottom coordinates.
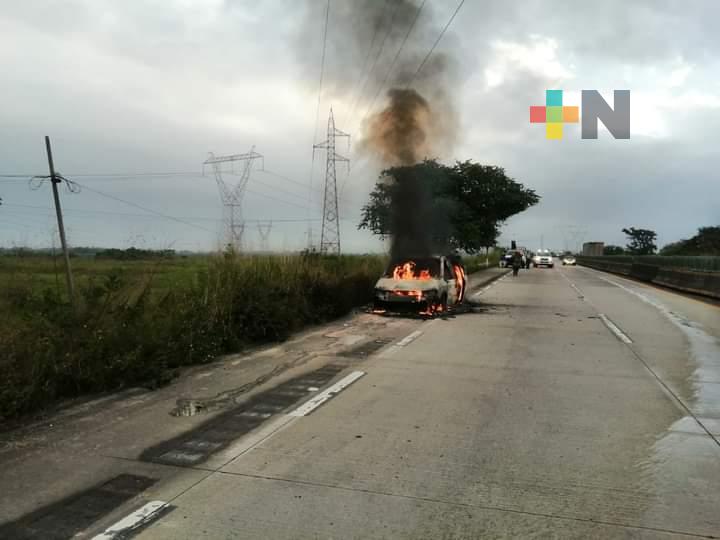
(570, 267, 720, 449)
(211, 469, 716, 539)
(598, 313, 633, 344)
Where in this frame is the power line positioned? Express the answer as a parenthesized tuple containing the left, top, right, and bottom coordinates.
(360, 0, 427, 123)
(306, 0, 332, 247)
(407, 0, 465, 88)
(1, 203, 322, 224)
(349, 1, 403, 128)
(347, 0, 389, 117)
(73, 181, 216, 234)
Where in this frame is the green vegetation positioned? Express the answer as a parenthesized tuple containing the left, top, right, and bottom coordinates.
(0, 252, 385, 421)
(359, 159, 540, 253)
(462, 250, 502, 274)
(603, 245, 626, 255)
(660, 227, 720, 256)
(622, 227, 658, 255)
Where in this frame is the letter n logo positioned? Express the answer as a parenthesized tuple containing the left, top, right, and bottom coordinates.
(581, 90, 630, 139)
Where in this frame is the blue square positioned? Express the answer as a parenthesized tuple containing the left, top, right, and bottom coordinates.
(546, 89, 563, 106)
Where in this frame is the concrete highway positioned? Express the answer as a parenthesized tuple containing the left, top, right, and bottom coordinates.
(1, 265, 719, 539)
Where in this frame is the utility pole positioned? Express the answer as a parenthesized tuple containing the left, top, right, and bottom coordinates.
(204, 148, 263, 251)
(314, 108, 349, 255)
(45, 136, 75, 307)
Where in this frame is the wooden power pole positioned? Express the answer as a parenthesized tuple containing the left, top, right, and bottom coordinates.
(45, 136, 76, 306)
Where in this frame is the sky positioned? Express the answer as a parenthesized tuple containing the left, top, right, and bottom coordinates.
(0, 0, 718, 253)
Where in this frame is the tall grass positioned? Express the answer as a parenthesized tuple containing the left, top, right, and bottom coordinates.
(463, 250, 502, 274)
(0, 253, 385, 421)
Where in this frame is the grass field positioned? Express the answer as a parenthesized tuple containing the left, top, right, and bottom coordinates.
(0, 250, 502, 421)
(0, 252, 386, 421)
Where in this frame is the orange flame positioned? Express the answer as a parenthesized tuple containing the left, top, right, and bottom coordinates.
(392, 262, 431, 280)
(453, 264, 466, 303)
(391, 290, 423, 301)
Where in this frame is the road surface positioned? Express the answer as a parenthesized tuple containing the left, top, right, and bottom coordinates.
(1, 265, 719, 539)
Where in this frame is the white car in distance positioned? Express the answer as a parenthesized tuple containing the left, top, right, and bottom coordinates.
(532, 249, 554, 268)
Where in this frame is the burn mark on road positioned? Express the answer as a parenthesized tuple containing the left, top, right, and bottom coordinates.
(339, 338, 393, 358)
(0, 474, 157, 540)
(141, 363, 350, 467)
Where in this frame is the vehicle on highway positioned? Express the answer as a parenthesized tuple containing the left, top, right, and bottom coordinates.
(562, 255, 577, 265)
(499, 251, 514, 268)
(532, 249, 554, 268)
(374, 255, 466, 314)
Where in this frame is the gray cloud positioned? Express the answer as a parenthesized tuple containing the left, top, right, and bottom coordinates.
(0, 0, 718, 253)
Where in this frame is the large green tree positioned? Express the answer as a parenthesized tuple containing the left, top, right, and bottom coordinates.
(358, 159, 539, 254)
(660, 226, 720, 256)
(622, 227, 657, 255)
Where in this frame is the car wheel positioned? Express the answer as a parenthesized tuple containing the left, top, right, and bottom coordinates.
(549, 264, 554, 268)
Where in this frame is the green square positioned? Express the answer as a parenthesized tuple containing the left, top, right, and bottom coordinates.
(546, 106, 563, 123)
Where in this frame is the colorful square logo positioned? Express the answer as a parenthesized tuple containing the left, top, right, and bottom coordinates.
(529, 90, 579, 140)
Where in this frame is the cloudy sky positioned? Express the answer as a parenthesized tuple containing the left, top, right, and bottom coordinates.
(0, 0, 718, 253)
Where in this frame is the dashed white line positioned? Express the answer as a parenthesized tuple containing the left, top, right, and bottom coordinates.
(288, 371, 365, 417)
(598, 313, 633, 344)
(396, 330, 423, 347)
(92, 501, 168, 539)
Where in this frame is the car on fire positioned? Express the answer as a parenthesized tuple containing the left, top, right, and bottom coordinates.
(373, 255, 466, 314)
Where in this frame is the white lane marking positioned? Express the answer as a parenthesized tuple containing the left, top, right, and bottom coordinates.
(598, 313, 633, 344)
(288, 371, 365, 417)
(92, 501, 168, 539)
(396, 330, 423, 347)
(378, 345, 400, 358)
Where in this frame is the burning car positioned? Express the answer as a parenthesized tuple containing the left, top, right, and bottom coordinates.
(373, 255, 466, 314)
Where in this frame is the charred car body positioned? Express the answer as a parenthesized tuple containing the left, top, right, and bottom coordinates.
(373, 255, 466, 314)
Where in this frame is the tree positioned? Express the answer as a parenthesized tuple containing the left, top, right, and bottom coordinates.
(359, 159, 540, 254)
(660, 226, 720, 256)
(603, 245, 625, 255)
(622, 227, 657, 255)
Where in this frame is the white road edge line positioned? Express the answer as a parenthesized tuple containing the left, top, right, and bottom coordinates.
(92, 500, 168, 540)
(599, 313, 633, 344)
(396, 330, 423, 347)
(288, 371, 365, 417)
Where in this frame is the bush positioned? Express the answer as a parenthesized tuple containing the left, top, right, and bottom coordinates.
(0, 254, 385, 421)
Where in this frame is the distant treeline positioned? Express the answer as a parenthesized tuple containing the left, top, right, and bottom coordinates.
(603, 226, 720, 257)
(95, 247, 176, 260)
(0, 247, 197, 259)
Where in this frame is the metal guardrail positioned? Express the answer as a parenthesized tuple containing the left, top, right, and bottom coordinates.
(577, 255, 720, 273)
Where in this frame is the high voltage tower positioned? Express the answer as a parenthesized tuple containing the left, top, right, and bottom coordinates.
(257, 221, 272, 252)
(204, 148, 263, 251)
(314, 108, 349, 255)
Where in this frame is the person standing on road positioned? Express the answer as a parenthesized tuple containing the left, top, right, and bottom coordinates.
(512, 250, 523, 277)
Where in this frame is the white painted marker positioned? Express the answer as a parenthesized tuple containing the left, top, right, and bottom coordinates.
(288, 371, 365, 417)
(396, 330, 423, 347)
(92, 501, 168, 539)
(599, 313, 633, 344)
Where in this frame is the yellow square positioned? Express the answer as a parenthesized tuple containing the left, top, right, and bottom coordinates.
(546, 123, 563, 139)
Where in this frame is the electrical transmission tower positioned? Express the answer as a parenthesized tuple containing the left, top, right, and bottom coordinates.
(204, 148, 263, 251)
(314, 108, 349, 255)
(257, 221, 272, 252)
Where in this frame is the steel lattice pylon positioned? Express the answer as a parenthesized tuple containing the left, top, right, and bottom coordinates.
(204, 148, 263, 251)
(314, 108, 349, 255)
(257, 221, 272, 252)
